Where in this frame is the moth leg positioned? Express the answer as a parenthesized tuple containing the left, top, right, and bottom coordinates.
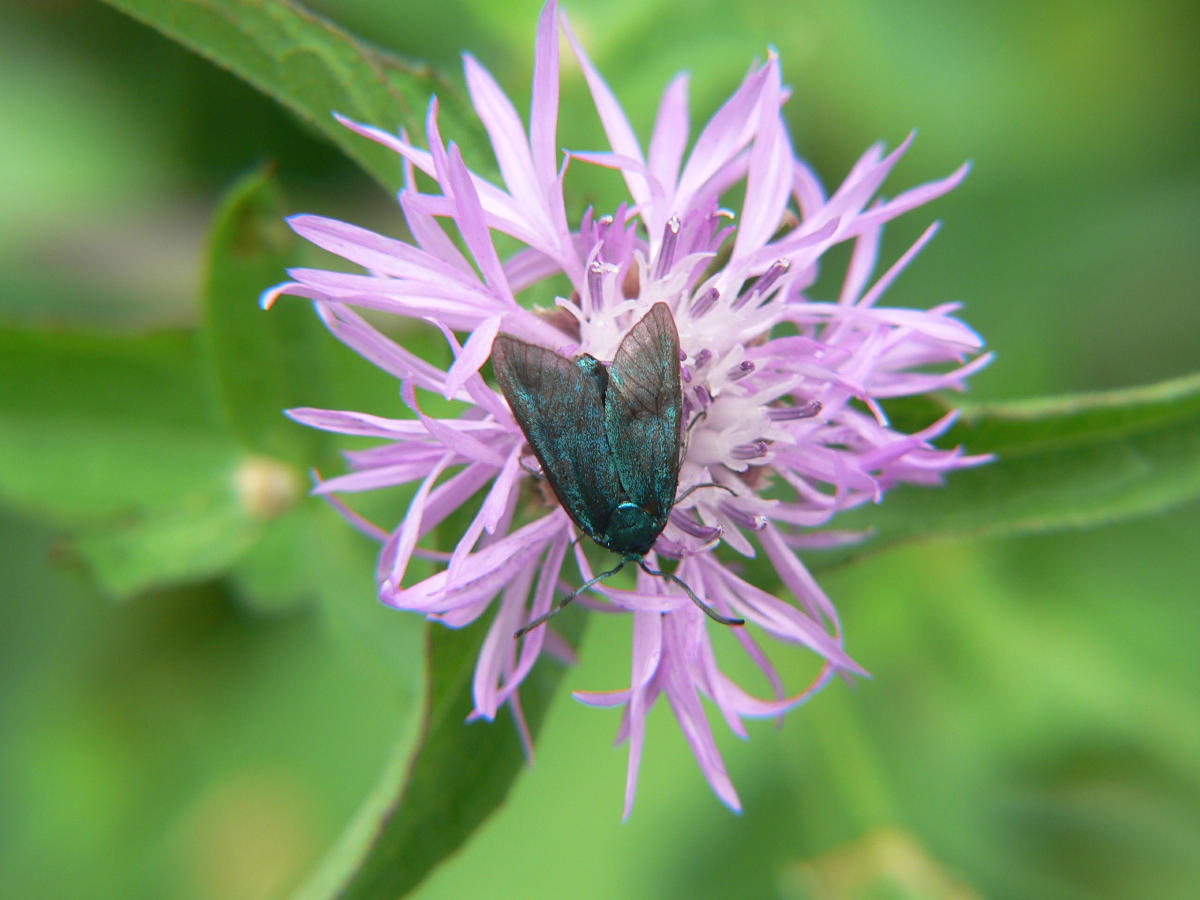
(638, 561, 745, 627)
(679, 408, 707, 464)
(518, 455, 544, 481)
(673, 481, 736, 505)
(514, 559, 628, 639)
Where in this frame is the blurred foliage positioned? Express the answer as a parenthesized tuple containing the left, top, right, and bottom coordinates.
(2, 0, 1198, 899)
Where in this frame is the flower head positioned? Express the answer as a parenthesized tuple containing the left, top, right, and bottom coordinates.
(264, 0, 991, 817)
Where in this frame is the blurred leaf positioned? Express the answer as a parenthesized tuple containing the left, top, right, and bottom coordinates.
(97, 0, 490, 194)
(203, 165, 330, 465)
(230, 501, 424, 697)
(73, 474, 262, 598)
(779, 827, 981, 900)
(0, 324, 312, 598)
(297, 611, 585, 900)
(0, 326, 231, 522)
(305, 507, 424, 692)
(69, 451, 308, 600)
(995, 738, 1200, 900)
(948, 372, 1200, 457)
(0, 510, 415, 900)
(809, 373, 1200, 570)
(229, 507, 321, 614)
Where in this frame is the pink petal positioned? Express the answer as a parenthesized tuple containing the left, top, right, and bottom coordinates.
(560, 10, 649, 209)
(444, 314, 502, 400)
(732, 55, 793, 261)
(288, 214, 470, 284)
(648, 72, 690, 202)
(857, 221, 940, 309)
(400, 191, 474, 275)
(444, 144, 515, 305)
(849, 161, 970, 236)
(473, 566, 535, 718)
(661, 612, 742, 812)
(385, 452, 453, 591)
(530, 0, 561, 189)
(837, 221, 882, 305)
(306, 302, 478, 393)
(675, 61, 771, 214)
(336, 110, 531, 233)
(462, 54, 543, 226)
(401, 382, 509, 468)
(498, 530, 570, 706)
(390, 511, 567, 613)
(447, 447, 520, 582)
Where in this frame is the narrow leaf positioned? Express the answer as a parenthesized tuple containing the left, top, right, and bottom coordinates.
(0, 325, 310, 598)
(296, 612, 585, 900)
(0, 326, 231, 522)
(810, 373, 1200, 569)
(97, 0, 490, 193)
(780, 827, 982, 899)
(73, 477, 263, 598)
(203, 165, 330, 464)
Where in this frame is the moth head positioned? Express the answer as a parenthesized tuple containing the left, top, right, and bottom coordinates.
(604, 500, 662, 557)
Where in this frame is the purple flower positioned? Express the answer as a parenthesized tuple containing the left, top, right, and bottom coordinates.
(264, 0, 991, 817)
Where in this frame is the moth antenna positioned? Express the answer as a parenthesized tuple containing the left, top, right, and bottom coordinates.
(514, 559, 628, 639)
(679, 409, 708, 463)
(518, 457, 544, 481)
(638, 561, 745, 627)
(674, 481, 736, 505)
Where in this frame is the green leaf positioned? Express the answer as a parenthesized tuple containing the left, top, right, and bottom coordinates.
(304, 507, 426, 692)
(68, 451, 309, 600)
(97, 0, 490, 194)
(810, 372, 1200, 570)
(203, 165, 330, 465)
(228, 506, 322, 614)
(296, 610, 586, 900)
(779, 827, 981, 900)
(0, 326, 232, 522)
(72, 472, 263, 598)
(0, 325, 311, 598)
(0, 510, 419, 900)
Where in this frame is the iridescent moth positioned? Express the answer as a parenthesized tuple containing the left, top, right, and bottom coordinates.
(491, 302, 743, 637)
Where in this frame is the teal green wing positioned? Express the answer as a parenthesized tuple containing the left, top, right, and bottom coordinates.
(492, 335, 622, 543)
(603, 303, 683, 529)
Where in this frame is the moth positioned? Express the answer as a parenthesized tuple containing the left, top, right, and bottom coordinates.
(491, 302, 743, 637)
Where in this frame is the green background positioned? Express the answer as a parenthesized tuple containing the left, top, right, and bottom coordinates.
(3, 0, 1198, 898)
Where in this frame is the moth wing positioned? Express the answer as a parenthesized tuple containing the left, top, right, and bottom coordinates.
(492, 334, 623, 542)
(603, 302, 683, 524)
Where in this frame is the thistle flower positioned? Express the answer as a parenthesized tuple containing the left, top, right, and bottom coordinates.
(264, 0, 991, 817)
